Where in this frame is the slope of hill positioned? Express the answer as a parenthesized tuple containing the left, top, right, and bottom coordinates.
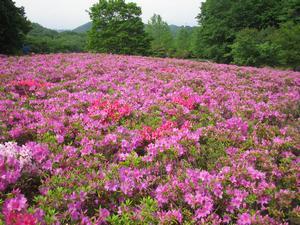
(26, 23, 87, 53)
(28, 23, 59, 37)
(73, 22, 92, 33)
(0, 53, 299, 224)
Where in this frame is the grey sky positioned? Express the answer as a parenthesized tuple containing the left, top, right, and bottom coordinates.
(14, 0, 202, 30)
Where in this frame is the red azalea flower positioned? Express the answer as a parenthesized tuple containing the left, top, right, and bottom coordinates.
(90, 99, 132, 122)
(5, 212, 36, 225)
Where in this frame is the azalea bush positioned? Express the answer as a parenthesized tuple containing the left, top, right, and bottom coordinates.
(0, 53, 299, 225)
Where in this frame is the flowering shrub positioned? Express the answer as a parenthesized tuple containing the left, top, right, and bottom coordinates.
(0, 142, 51, 191)
(0, 53, 299, 224)
(140, 120, 177, 142)
(171, 88, 202, 111)
(88, 98, 132, 123)
(9, 79, 49, 96)
(2, 191, 37, 225)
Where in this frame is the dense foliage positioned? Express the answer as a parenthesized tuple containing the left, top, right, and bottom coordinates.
(230, 22, 300, 68)
(25, 23, 87, 53)
(145, 15, 195, 59)
(0, 0, 31, 54)
(87, 0, 151, 55)
(230, 28, 279, 67)
(271, 22, 300, 69)
(0, 53, 299, 224)
(145, 14, 174, 57)
(194, 0, 300, 68)
(174, 27, 195, 59)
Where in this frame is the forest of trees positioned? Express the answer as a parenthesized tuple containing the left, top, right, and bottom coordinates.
(194, 0, 300, 68)
(0, 0, 299, 69)
(25, 23, 87, 54)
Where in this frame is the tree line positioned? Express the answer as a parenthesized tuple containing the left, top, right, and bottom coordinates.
(1, 0, 299, 69)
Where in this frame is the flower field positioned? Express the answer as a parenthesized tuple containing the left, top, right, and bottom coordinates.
(0, 53, 299, 225)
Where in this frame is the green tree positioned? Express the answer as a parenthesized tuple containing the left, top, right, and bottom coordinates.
(230, 28, 279, 67)
(230, 29, 261, 66)
(194, 0, 287, 63)
(87, 0, 150, 55)
(145, 14, 174, 57)
(231, 22, 300, 68)
(279, 0, 300, 23)
(272, 22, 300, 68)
(0, 0, 31, 54)
(174, 27, 193, 58)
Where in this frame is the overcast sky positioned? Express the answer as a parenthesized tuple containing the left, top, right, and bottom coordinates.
(14, 0, 202, 30)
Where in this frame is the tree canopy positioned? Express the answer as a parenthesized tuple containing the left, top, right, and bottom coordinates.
(0, 0, 31, 54)
(145, 14, 174, 57)
(87, 0, 151, 55)
(174, 27, 194, 58)
(194, 0, 300, 67)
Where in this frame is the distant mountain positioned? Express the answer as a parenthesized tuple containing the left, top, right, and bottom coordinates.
(28, 23, 59, 37)
(73, 22, 92, 33)
(28, 23, 84, 37)
(25, 23, 87, 54)
(73, 22, 195, 35)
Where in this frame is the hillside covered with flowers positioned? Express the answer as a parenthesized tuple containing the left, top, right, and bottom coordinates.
(0, 53, 299, 225)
